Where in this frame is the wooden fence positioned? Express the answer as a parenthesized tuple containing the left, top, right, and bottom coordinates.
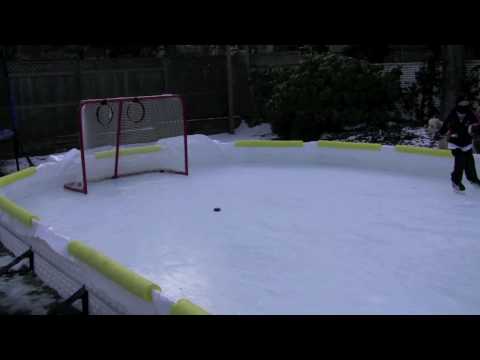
(0, 56, 254, 156)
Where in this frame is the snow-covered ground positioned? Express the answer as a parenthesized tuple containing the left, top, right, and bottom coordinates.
(0, 244, 60, 314)
(0, 156, 50, 175)
(320, 125, 440, 148)
(209, 121, 275, 142)
(210, 121, 437, 147)
(402, 127, 436, 147)
(212, 121, 441, 148)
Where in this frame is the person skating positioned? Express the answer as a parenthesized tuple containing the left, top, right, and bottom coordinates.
(437, 96, 480, 192)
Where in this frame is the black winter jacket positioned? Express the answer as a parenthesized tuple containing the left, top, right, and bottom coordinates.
(439, 109, 479, 147)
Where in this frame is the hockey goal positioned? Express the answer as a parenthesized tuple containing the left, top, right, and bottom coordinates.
(64, 94, 188, 194)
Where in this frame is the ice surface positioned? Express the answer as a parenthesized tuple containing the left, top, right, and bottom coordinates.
(9, 152, 480, 314)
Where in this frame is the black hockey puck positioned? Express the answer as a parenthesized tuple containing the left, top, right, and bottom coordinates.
(214, 208, 221, 212)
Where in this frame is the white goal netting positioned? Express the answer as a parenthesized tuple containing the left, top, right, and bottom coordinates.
(65, 95, 188, 194)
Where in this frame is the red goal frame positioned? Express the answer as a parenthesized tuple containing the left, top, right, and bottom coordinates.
(64, 94, 189, 195)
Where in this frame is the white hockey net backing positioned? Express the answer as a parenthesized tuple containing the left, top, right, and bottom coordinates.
(65, 95, 188, 194)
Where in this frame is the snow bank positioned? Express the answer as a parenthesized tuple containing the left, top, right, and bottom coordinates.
(209, 121, 274, 142)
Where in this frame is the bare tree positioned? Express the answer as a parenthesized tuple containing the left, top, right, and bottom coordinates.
(440, 45, 465, 119)
(439, 45, 465, 148)
(226, 45, 235, 133)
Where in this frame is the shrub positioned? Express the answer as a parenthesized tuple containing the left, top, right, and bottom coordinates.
(265, 52, 403, 140)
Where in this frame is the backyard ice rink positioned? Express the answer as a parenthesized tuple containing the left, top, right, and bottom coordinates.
(7, 133, 480, 315)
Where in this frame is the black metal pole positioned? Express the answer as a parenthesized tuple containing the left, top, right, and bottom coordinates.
(0, 248, 34, 275)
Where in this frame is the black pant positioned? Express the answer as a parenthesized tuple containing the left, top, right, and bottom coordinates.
(451, 148, 479, 183)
